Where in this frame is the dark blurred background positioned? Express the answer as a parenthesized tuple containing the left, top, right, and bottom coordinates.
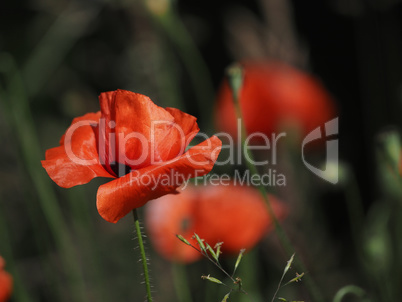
(1, 0, 402, 301)
(2, 0, 401, 197)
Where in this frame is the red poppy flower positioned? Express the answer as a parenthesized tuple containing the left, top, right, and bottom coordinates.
(215, 61, 336, 143)
(0, 257, 12, 302)
(145, 183, 287, 263)
(42, 90, 222, 223)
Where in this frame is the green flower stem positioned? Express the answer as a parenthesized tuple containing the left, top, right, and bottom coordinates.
(172, 263, 193, 302)
(227, 64, 324, 302)
(132, 209, 153, 302)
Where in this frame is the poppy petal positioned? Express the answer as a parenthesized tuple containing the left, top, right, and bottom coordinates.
(145, 190, 202, 263)
(99, 90, 172, 171)
(145, 184, 288, 262)
(195, 184, 287, 252)
(41, 112, 114, 188)
(165, 107, 199, 142)
(215, 61, 336, 144)
(96, 135, 222, 223)
(163, 107, 200, 160)
(0, 257, 12, 302)
(98, 90, 201, 170)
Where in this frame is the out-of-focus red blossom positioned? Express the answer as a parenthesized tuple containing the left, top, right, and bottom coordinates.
(215, 61, 336, 143)
(0, 257, 12, 302)
(42, 90, 222, 223)
(145, 183, 287, 263)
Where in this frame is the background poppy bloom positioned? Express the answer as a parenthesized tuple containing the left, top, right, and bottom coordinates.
(0, 257, 12, 302)
(42, 90, 222, 223)
(215, 61, 336, 143)
(145, 183, 287, 263)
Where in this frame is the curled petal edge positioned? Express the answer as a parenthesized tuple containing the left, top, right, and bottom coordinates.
(96, 136, 222, 223)
(41, 112, 114, 188)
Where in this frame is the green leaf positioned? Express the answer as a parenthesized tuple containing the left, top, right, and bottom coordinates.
(376, 130, 402, 198)
(215, 242, 223, 258)
(233, 249, 245, 275)
(221, 293, 230, 302)
(206, 243, 219, 262)
(284, 253, 295, 275)
(201, 275, 223, 285)
(193, 233, 206, 253)
(284, 272, 304, 286)
(377, 130, 400, 170)
(226, 64, 244, 100)
(176, 234, 191, 246)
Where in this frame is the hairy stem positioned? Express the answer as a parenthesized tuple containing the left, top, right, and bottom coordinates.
(132, 209, 153, 302)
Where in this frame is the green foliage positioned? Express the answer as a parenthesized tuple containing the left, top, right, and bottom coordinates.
(271, 253, 305, 302)
(177, 233, 248, 301)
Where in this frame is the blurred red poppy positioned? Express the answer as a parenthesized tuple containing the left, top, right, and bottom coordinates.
(145, 183, 287, 263)
(42, 90, 222, 223)
(0, 257, 12, 302)
(215, 61, 336, 143)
